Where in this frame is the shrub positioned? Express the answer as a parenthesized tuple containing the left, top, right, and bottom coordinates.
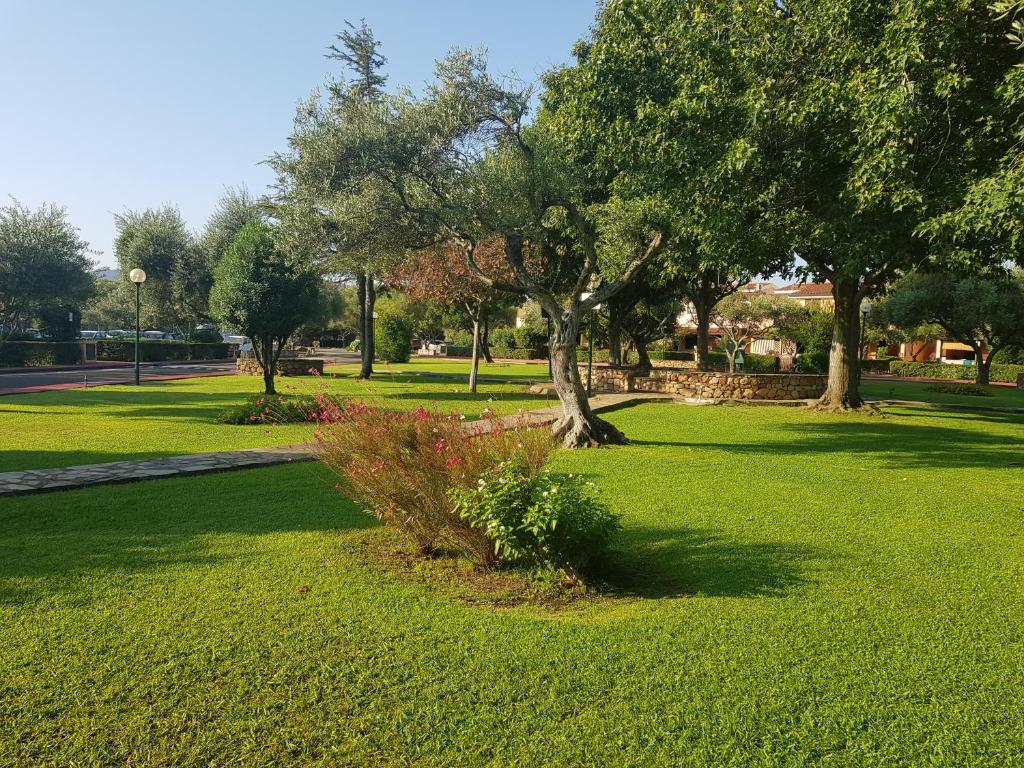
(489, 327, 517, 349)
(860, 359, 892, 374)
(374, 310, 413, 363)
(218, 394, 340, 424)
(492, 346, 546, 360)
(94, 340, 229, 362)
(444, 344, 473, 357)
(0, 341, 80, 367)
(449, 461, 621, 575)
(794, 350, 829, 374)
(742, 353, 780, 373)
(993, 346, 1024, 365)
(313, 401, 554, 566)
(923, 383, 993, 397)
(889, 359, 1024, 384)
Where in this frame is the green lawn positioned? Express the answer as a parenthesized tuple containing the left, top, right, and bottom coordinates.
(862, 377, 1024, 409)
(0, 371, 554, 472)
(2, 403, 1022, 766)
(326, 357, 552, 380)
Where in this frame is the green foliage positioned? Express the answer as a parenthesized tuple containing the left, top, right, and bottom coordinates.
(210, 223, 320, 349)
(924, 383, 993, 398)
(373, 309, 414, 363)
(890, 359, 1024, 384)
(201, 187, 264, 266)
(113, 206, 201, 332)
(742, 353, 781, 374)
(993, 346, 1024, 365)
(94, 340, 229, 362)
(860, 359, 893, 374)
(0, 199, 94, 347)
(0, 340, 81, 367)
(217, 394, 338, 425)
(449, 461, 621, 575)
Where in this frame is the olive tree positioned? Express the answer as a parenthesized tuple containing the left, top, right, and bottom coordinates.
(209, 222, 321, 394)
(883, 270, 1024, 385)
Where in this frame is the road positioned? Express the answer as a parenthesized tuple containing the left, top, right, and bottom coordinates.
(0, 362, 237, 394)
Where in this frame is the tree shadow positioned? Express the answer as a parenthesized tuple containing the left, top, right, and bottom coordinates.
(598, 526, 821, 599)
(628, 414, 1024, 469)
(0, 464, 372, 605)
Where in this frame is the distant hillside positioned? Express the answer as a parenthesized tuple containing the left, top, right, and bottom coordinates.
(94, 268, 120, 282)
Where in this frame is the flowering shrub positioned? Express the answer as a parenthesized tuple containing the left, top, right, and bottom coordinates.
(449, 462, 621, 575)
(218, 394, 341, 424)
(313, 400, 553, 565)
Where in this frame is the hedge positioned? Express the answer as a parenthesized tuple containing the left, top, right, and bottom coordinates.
(860, 359, 892, 374)
(0, 341, 81, 367)
(888, 359, 1024, 383)
(742, 353, 781, 373)
(491, 346, 547, 360)
(95, 340, 230, 362)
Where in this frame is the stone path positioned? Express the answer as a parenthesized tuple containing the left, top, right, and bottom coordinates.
(0, 393, 670, 499)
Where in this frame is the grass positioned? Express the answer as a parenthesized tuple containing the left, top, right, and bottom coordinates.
(325, 357, 552, 380)
(861, 377, 1024, 409)
(2, 403, 1023, 766)
(0, 370, 554, 472)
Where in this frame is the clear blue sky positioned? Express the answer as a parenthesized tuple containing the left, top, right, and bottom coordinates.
(0, 0, 597, 268)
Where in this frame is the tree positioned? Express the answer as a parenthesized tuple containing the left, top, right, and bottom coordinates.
(711, 293, 795, 373)
(81, 279, 134, 331)
(391, 239, 515, 392)
(113, 206, 199, 332)
(201, 186, 265, 266)
(272, 20, 394, 380)
(543, 0, 794, 374)
(0, 199, 94, 349)
(275, 48, 670, 447)
(883, 270, 1024, 385)
(209, 222, 321, 394)
(742, 0, 1023, 409)
(620, 296, 678, 370)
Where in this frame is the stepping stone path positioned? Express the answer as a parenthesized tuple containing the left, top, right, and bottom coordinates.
(0, 393, 671, 498)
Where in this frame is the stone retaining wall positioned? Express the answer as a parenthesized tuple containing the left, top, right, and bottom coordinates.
(581, 365, 825, 400)
(237, 358, 324, 377)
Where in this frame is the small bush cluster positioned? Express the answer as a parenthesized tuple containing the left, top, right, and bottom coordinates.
(218, 394, 340, 424)
(449, 461, 620, 575)
(923, 382, 993, 397)
(889, 360, 1024, 383)
(0, 341, 80, 367)
(742, 353, 780, 373)
(374, 311, 413, 363)
(95, 340, 230, 362)
(313, 401, 619, 576)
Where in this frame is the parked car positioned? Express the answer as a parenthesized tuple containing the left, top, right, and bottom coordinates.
(106, 329, 130, 338)
(79, 330, 108, 339)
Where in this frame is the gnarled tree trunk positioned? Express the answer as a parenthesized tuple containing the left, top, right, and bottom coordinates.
(255, 334, 276, 395)
(549, 312, 627, 448)
(607, 303, 624, 367)
(817, 279, 864, 410)
(481, 316, 494, 363)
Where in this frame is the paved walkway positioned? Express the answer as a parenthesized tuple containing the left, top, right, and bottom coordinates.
(0, 393, 670, 499)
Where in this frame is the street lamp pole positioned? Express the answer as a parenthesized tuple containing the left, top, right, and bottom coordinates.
(129, 269, 147, 385)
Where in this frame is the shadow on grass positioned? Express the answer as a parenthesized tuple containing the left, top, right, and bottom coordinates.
(599, 527, 820, 599)
(0, 464, 371, 605)
(629, 415, 1024, 469)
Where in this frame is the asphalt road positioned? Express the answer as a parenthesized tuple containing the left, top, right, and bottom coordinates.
(0, 362, 237, 393)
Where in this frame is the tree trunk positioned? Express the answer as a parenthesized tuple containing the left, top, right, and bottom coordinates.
(816, 279, 864, 410)
(549, 312, 627, 448)
(626, 328, 652, 371)
(361, 274, 376, 379)
(356, 272, 369, 378)
(469, 312, 481, 394)
(607, 304, 623, 367)
(259, 335, 276, 395)
(481, 316, 494, 363)
(976, 347, 993, 386)
(693, 294, 713, 371)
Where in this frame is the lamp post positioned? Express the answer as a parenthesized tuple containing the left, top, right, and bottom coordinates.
(859, 298, 872, 363)
(129, 268, 147, 385)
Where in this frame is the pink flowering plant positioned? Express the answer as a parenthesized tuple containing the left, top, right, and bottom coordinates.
(448, 461, 621, 576)
(312, 398, 553, 567)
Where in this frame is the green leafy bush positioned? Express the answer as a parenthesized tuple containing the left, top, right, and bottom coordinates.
(314, 401, 554, 566)
(923, 383, 993, 397)
(444, 344, 473, 357)
(492, 346, 546, 360)
(0, 341, 81, 367)
(489, 327, 517, 349)
(94, 340, 229, 362)
(860, 359, 892, 374)
(794, 350, 829, 374)
(448, 461, 621, 575)
(742, 353, 780, 373)
(993, 346, 1024, 365)
(218, 394, 342, 424)
(887, 360, 1024, 383)
(374, 310, 413, 363)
